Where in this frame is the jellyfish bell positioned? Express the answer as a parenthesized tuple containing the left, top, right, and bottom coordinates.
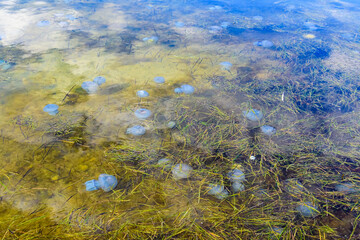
(93, 76, 106, 86)
(43, 104, 59, 115)
(81, 81, 99, 94)
(243, 109, 263, 121)
(136, 90, 149, 98)
(220, 61, 233, 71)
(154, 76, 165, 84)
(134, 108, 152, 119)
(180, 84, 195, 94)
(172, 163, 193, 180)
(126, 125, 146, 136)
(260, 125, 276, 136)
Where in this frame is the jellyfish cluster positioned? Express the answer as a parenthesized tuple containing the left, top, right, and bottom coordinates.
(81, 76, 106, 94)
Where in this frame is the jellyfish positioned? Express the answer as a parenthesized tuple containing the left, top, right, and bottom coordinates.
(174, 88, 183, 94)
(243, 109, 263, 121)
(335, 182, 358, 194)
(207, 184, 229, 199)
(157, 158, 172, 169)
(167, 121, 176, 129)
(232, 181, 245, 193)
(221, 22, 231, 28)
(253, 40, 274, 48)
(37, 20, 50, 27)
(296, 201, 319, 217)
(85, 174, 117, 192)
(136, 90, 149, 98)
(260, 125, 276, 136)
(126, 125, 146, 136)
(304, 21, 317, 31)
(143, 36, 159, 43)
(209, 26, 222, 34)
(134, 108, 152, 119)
(154, 76, 165, 84)
(43, 104, 59, 115)
(172, 163, 193, 180)
(180, 84, 195, 94)
(175, 21, 185, 28)
(220, 61, 232, 71)
(93, 76, 106, 86)
(227, 169, 246, 182)
(81, 81, 99, 94)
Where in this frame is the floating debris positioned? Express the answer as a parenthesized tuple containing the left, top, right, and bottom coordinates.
(220, 61, 232, 70)
(243, 109, 263, 121)
(85, 174, 117, 192)
(296, 201, 319, 217)
(172, 163, 193, 180)
(303, 34, 316, 39)
(81, 81, 99, 94)
(93, 76, 106, 86)
(207, 184, 229, 199)
(134, 108, 152, 119)
(180, 84, 195, 94)
(136, 90, 149, 98)
(126, 125, 146, 136)
(154, 76, 165, 84)
(260, 125, 276, 136)
(43, 104, 59, 116)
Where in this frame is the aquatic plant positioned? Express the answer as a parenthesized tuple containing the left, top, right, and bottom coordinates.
(260, 125, 276, 136)
(180, 84, 195, 94)
(126, 125, 146, 136)
(43, 104, 59, 116)
(154, 76, 165, 84)
(85, 174, 117, 192)
(296, 201, 319, 217)
(81, 81, 99, 94)
(136, 90, 149, 98)
(243, 109, 263, 121)
(134, 108, 152, 119)
(172, 163, 193, 180)
(207, 184, 229, 199)
(93, 76, 106, 86)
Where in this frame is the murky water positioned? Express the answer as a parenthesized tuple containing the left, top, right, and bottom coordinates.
(1, 0, 360, 239)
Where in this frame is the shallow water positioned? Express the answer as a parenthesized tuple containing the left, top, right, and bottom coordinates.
(1, 0, 360, 239)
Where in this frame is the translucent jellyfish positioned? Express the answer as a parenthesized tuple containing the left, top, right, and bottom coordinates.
(81, 81, 99, 94)
(43, 104, 59, 115)
(207, 184, 229, 199)
(252, 16, 263, 21)
(232, 181, 245, 193)
(220, 61, 233, 70)
(250, 156, 256, 160)
(143, 36, 159, 43)
(85, 174, 117, 192)
(174, 87, 183, 94)
(227, 169, 246, 182)
(209, 6, 222, 10)
(172, 163, 193, 180)
(134, 108, 152, 119)
(157, 158, 172, 169)
(260, 125, 276, 136)
(154, 76, 165, 84)
(243, 109, 263, 121)
(296, 201, 319, 217)
(335, 182, 358, 194)
(209, 26, 222, 34)
(167, 121, 176, 129)
(93, 76, 106, 86)
(221, 22, 231, 28)
(253, 40, 274, 48)
(175, 21, 185, 28)
(304, 21, 317, 31)
(126, 125, 146, 136)
(180, 84, 195, 94)
(136, 90, 149, 98)
(37, 20, 50, 27)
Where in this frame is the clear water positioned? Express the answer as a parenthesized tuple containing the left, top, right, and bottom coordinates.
(1, 0, 360, 238)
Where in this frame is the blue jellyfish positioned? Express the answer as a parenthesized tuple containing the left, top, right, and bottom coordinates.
(228, 169, 246, 182)
(93, 76, 106, 86)
(253, 16, 263, 21)
(143, 36, 159, 43)
(253, 40, 274, 48)
(260, 125, 276, 136)
(175, 21, 185, 28)
(136, 90, 149, 98)
(232, 181, 245, 193)
(174, 87, 183, 94)
(180, 84, 195, 94)
(85, 174, 117, 192)
(126, 125, 146, 136)
(296, 201, 319, 217)
(167, 121, 176, 129)
(81, 81, 99, 94)
(134, 108, 152, 119)
(37, 20, 50, 27)
(243, 109, 263, 121)
(172, 163, 193, 180)
(43, 104, 59, 115)
(207, 184, 229, 199)
(221, 22, 231, 28)
(220, 61, 233, 71)
(335, 182, 358, 194)
(154, 76, 165, 84)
